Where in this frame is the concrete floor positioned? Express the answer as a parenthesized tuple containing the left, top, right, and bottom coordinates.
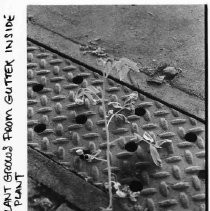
(28, 5, 205, 100)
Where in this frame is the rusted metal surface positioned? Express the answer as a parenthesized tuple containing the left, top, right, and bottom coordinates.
(27, 41, 206, 211)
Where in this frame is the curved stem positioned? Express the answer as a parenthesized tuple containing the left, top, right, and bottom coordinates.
(101, 76, 113, 209)
(107, 108, 125, 128)
(90, 157, 107, 162)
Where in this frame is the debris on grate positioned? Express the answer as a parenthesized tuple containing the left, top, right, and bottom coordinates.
(140, 62, 181, 85)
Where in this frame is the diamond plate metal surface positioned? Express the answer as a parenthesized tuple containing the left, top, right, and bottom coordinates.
(27, 41, 206, 211)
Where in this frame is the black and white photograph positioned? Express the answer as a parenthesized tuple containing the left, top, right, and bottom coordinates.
(0, 3, 207, 211)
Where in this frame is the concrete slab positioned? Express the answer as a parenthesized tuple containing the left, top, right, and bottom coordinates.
(27, 5, 205, 100)
(27, 21, 205, 121)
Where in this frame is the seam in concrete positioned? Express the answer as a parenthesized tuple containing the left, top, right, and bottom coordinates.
(27, 33, 205, 124)
(28, 19, 83, 46)
(27, 6, 205, 121)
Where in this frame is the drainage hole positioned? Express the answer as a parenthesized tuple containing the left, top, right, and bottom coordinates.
(79, 149, 91, 160)
(184, 132, 197, 142)
(79, 154, 89, 161)
(129, 180, 143, 192)
(75, 114, 88, 124)
(34, 123, 46, 133)
(32, 83, 44, 92)
(125, 141, 138, 152)
(83, 149, 91, 155)
(72, 75, 84, 84)
(135, 107, 146, 116)
(197, 170, 206, 180)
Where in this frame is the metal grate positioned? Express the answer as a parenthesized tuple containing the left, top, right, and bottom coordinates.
(27, 41, 206, 211)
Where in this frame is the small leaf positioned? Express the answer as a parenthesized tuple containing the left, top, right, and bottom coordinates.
(119, 58, 139, 73)
(149, 144, 162, 167)
(124, 92, 138, 105)
(86, 85, 100, 94)
(105, 59, 113, 77)
(108, 102, 122, 109)
(119, 65, 130, 81)
(143, 131, 155, 144)
(116, 190, 127, 198)
(84, 92, 95, 104)
(75, 99, 84, 105)
(117, 114, 129, 124)
(133, 133, 143, 142)
(113, 181, 121, 190)
(108, 110, 114, 116)
(76, 89, 84, 98)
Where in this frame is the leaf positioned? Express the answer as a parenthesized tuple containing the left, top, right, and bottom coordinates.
(143, 131, 155, 144)
(84, 92, 96, 104)
(119, 65, 130, 81)
(147, 75, 165, 85)
(123, 92, 138, 106)
(107, 102, 122, 109)
(86, 85, 100, 94)
(116, 190, 127, 198)
(75, 88, 84, 99)
(119, 58, 139, 73)
(75, 99, 84, 105)
(98, 57, 139, 82)
(105, 59, 113, 77)
(149, 144, 162, 167)
(133, 133, 143, 142)
(113, 181, 121, 190)
(112, 58, 139, 81)
(117, 114, 129, 124)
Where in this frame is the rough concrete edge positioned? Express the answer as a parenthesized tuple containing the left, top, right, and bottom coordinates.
(27, 22, 205, 122)
(28, 147, 128, 211)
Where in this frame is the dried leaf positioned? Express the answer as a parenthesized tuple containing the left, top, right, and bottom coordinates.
(149, 144, 162, 167)
(98, 57, 139, 81)
(147, 75, 165, 85)
(112, 58, 139, 81)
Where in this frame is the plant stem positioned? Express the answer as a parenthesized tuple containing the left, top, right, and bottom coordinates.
(107, 107, 125, 128)
(101, 76, 113, 209)
(91, 157, 107, 162)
